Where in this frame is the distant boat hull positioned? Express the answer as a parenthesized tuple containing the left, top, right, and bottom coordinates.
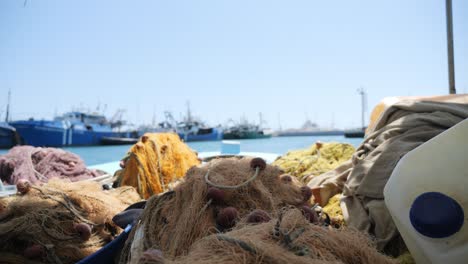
(101, 136, 139, 145)
(344, 128, 366, 138)
(11, 120, 116, 147)
(0, 123, 19, 149)
(178, 128, 223, 142)
(277, 130, 345, 137)
(223, 131, 272, 140)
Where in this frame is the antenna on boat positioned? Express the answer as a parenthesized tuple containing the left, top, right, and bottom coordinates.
(151, 107, 156, 127)
(5, 89, 11, 122)
(186, 101, 192, 122)
(357, 87, 367, 130)
(446, 0, 456, 94)
(241, 114, 248, 125)
(277, 112, 282, 131)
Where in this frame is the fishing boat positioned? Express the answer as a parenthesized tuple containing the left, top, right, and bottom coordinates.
(138, 122, 175, 136)
(100, 136, 139, 145)
(176, 121, 223, 142)
(344, 127, 366, 138)
(0, 122, 19, 149)
(137, 111, 177, 137)
(176, 103, 223, 142)
(223, 114, 272, 140)
(223, 123, 272, 140)
(10, 112, 118, 147)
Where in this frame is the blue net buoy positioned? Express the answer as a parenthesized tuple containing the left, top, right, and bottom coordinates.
(409, 192, 464, 238)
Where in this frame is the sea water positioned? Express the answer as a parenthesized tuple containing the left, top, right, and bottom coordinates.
(0, 136, 363, 166)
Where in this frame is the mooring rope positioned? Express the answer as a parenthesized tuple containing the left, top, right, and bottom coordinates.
(204, 166, 260, 190)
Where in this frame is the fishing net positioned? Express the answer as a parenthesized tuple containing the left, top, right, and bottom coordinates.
(0, 179, 141, 264)
(117, 156, 398, 264)
(272, 142, 354, 228)
(120, 157, 337, 263)
(116, 133, 200, 199)
(0, 146, 102, 185)
(136, 208, 396, 264)
(272, 142, 355, 182)
(321, 194, 345, 227)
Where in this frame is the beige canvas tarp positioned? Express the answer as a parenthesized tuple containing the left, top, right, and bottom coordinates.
(308, 99, 468, 254)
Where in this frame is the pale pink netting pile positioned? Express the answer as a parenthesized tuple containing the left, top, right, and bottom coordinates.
(0, 146, 102, 184)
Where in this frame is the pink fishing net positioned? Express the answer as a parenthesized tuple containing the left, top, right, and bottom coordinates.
(0, 146, 102, 184)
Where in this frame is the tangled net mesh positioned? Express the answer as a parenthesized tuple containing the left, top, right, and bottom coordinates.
(272, 142, 354, 182)
(0, 146, 102, 185)
(117, 133, 200, 198)
(273, 142, 355, 228)
(0, 179, 141, 264)
(321, 194, 344, 227)
(162, 208, 397, 264)
(119, 157, 394, 264)
(120, 157, 306, 262)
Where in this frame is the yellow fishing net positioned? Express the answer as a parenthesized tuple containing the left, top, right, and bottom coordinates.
(322, 193, 345, 227)
(273, 142, 354, 228)
(272, 142, 355, 181)
(117, 133, 200, 199)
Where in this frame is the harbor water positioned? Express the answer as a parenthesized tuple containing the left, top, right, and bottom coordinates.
(0, 136, 363, 166)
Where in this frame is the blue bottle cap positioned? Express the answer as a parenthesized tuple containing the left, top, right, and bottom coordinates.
(410, 192, 464, 238)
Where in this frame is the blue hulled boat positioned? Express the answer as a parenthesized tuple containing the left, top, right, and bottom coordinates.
(175, 103, 223, 142)
(176, 121, 223, 142)
(10, 112, 116, 147)
(0, 122, 19, 148)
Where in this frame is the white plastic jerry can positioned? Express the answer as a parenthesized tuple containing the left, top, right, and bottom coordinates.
(384, 118, 468, 264)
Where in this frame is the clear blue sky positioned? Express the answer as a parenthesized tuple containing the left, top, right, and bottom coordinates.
(1, 0, 467, 129)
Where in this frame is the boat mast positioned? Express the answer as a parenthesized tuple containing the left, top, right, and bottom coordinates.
(5, 89, 11, 122)
(357, 87, 366, 130)
(277, 113, 282, 131)
(186, 101, 192, 122)
(445, 0, 456, 94)
(151, 107, 156, 127)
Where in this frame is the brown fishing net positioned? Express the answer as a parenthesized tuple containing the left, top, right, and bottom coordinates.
(119, 157, 394, 264)
(116, 133, 200, 199)
(119, 157, 306, 262)
(160, 208, 397, 264)
(0, 179, 141, 264)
